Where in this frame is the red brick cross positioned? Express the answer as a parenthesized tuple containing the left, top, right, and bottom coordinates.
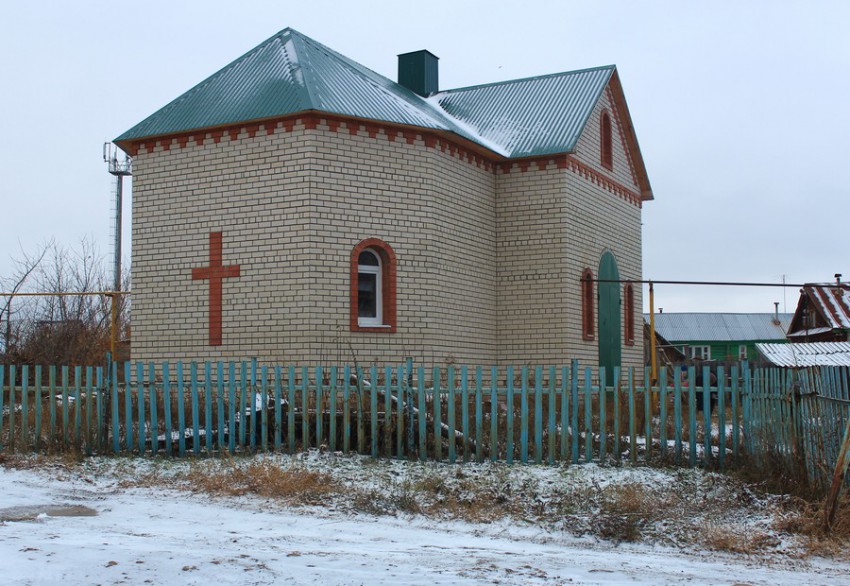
(191, 232, 241, 346)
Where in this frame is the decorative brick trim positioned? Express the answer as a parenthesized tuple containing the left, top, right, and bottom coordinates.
(121, 111, 642, 205)
(190, 232, 241, 346)
(624, 282, 635, 346)
(581, 268, 595, 341)
(565, 155, 641, 207)
(600, 109, 613, 170)
(605, 86, 638, 188)
(350, 238, 397, 333)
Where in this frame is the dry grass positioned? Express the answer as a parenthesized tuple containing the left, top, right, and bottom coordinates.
(184, 460, 340, 505)
(701, 524, 780, 554)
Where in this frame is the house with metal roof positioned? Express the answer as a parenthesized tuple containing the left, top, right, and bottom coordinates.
(116, 28, 652, 368)
(786, 281, 850, 343)
(755, 342, 850, 367)
(646, 312, 792, 362)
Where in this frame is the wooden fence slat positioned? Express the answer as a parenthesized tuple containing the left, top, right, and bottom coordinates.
(317, 366, 325, 451)
(163, 363, 173, 456)
(447, 366, 456, 464)
(147, 362, 157, 455)
(191, 362, 200, 455)
(9, 365, 17, 452)
(520, 366, 529, 464)
(628, 368, 636, 464)
(571, 361, 580, 464)
(490, 366, 498, 462)
(249, 360, 257, 452)
(136, 362, 145, 453)
(717, 366, 726, 469)
(396, 365, 404, 459)
(674, 371, 682, 463)
(688, 366, 697, 467)
(205, 361, 214, 454)
(613, 366, 621, 463)
(217, 362, 226, 452)
(433, 367, 442, 461)
(96, 367, 104, 452)
(331, 366, 339, 454)
(731, 365, 739, 461)
(560, 365, 569, 462)
(644, 367, 651, 461)
(22, 365, 30, 452)
(261, 364, 269, 452)
(49, 365, 57, 445)
(418, 366, 426, 461)
(61, 365, 69, 449)
(599, 367, 607, 463)
(534, 366, 543, 465)
(301, 365, 309, 452)
(548, 366, 556, 465)
(288, 365, 296, 453)
(0, 365, 4, 451)
(84, 366, 93, 454)
(475, 366, 483, 463)
(659, 367, 668, 459)
(379, 366, 393, 458)
(343, 365, 351, 454)
(176, 362, 186, 457)
(506, 366, 514, 465)
(228, 362, 236, 453)
(370, 365, 378, 458)
(111, 363, 120, 453)
(584, 367, 592, 464)
(461, 365, 469, 463)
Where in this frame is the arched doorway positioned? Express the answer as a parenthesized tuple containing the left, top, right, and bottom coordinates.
(598, 251, 621, 374)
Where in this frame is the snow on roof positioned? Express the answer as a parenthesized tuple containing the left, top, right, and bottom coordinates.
(756, 342, 850, 367)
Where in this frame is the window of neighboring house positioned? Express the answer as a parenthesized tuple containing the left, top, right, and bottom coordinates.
(350, 238, 397, 332)
(738, 345, 748, 360)
(690, 345, 711, 360)
(582, 268, 594, 340)
(600, 111, 613, 170)
(624, 282, 635, 345)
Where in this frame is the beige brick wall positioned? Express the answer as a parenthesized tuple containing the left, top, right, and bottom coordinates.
(131, 119, 497, 366)
(131, 81, 645, 371)
(495, 85, 645, 371)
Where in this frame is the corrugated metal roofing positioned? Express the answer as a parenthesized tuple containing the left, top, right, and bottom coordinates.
(116, 28, 614, 160)
(756, 342, 850, 367)
(804, 283, 850, 330)
(645, 313, 793, 342)
(433, 66, 614, 158)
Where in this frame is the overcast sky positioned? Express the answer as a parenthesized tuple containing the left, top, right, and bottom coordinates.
(1, 1, 847, 313)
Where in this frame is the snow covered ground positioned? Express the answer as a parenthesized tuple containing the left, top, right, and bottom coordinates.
(1, 454, 847, 585)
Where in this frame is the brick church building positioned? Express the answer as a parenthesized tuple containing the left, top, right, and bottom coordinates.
(116, 28, 653, 370)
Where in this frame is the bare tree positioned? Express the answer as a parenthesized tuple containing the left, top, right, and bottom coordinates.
(1, 238, 129, 366)
(0, 240, 52, 354)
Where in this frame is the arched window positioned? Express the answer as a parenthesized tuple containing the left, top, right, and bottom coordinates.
(350, 238, 397, 332)
(624, 282, 635, 345)
(600, 111, 613, 170)
(581, 268, 595, 341)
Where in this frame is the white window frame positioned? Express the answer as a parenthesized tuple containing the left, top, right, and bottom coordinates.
(690, 345, 711, 360)
(357, 249, 383, 327)
(738, 345, 748, 360)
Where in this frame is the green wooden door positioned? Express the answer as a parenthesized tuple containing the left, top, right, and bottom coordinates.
(598, 251, 621, 373)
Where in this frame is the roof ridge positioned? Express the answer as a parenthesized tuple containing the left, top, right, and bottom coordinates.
(437, 64, 616, 95)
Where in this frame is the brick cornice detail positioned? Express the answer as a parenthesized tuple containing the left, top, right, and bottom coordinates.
(124, 112, 639, 207)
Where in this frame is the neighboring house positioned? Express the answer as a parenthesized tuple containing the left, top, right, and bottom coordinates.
(786, 282, 850, 342)
(646, 312, 792, 362)
(756, 342, 850, 367)
(115, 28, 653, 368)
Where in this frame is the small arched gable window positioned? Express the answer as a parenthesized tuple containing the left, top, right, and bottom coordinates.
(624, 282, 635, 346)
(581, 268, 595, 341)
(351, 238, 397, 332)
(600, 110, 613, 170)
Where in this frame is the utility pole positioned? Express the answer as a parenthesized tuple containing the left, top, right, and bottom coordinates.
(103, 143, 132, 357)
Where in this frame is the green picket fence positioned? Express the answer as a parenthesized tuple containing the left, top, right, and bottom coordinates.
(0, 361, 847, 484)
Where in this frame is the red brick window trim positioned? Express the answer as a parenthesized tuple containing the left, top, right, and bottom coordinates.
(350, 238, 397, 333)
(600, 110, 613, 171)
(581, 268, 595, 341)
(624, 282, 635, 346)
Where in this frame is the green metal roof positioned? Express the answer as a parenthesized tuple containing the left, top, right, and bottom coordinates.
(433, 66, 614, 158)
(117, 28, 616, 159)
